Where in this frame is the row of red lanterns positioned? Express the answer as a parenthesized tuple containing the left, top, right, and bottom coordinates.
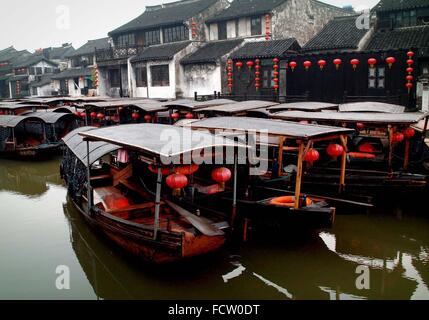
(191, 20, 198, 39)
(273, 58, 279, 91)
(254, 59, 261, 90)
(265, 14, 271, 41)
(304, 144, 344, 163)
(227, 59, 233, 92)
(405, 51, 415, 93)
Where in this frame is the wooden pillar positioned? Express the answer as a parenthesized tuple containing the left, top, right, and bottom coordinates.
(388, 125, 394, 172)
(86, 140, 93, 214)
(277, 136, 286, 177)
(422, 117, 428, 140)
(230, 151, 238, 230)
(339, 135, 348, 193)
(294, 142, 305, 209)
(403, 139, 410, 171)
(153, 167, 163, 240)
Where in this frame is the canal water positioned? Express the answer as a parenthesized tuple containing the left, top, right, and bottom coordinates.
(0, 158, 428, 300)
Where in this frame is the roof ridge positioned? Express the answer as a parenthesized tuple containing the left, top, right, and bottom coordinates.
(146, 0, 203, 11)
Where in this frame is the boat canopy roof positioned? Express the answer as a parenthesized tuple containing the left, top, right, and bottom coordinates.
(79, 123, 247, 158)
(22, 111, 78, 124)
(24, 96, 109, 105)
(0, 115, 44, 128)
(198, 100, 279, 114)
(62, 127, 120, 167)
(272, 111, 428, 125)
(267, 102, 339, 112)
(161, 99, 236, 110)
(339, 102, 406, 114)
(77, 100, 166, 112)
(183, 117, 354, 140)
(0, 103, 48, 110)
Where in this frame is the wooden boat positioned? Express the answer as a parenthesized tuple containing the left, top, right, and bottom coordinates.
(268, 110, 429, 195)
(0, 102, 48, 115)
(0, 115, 62, 159)
(61, 124, 245, 264)
(181, 117, 358, 230)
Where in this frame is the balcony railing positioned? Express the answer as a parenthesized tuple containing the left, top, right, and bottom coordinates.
(96, 45, 145, 63)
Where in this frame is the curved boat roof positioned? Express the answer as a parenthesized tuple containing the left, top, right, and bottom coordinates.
(0, 115, 44, 128)
(77, 100, 166, 112)
(198, 100, 279, 114)
(268, 102, 339, 112)
(22, 111, 79, 124)
(0, 103, 48, 110)
(79, 123, 247, 158)
(182, 117, 354, 140)
(339, 102, 406, 114)
(62, 127, 120, 167)
(161, 99, 236, 110)
(272, 111, 428, 125)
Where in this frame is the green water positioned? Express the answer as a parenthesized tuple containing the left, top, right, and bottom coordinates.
(0, 158, 428, 300)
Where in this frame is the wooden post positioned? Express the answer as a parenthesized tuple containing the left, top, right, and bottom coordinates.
(422, 117, 428, 140)
(230, 151, 238, 230)
(153, 167, 163, 240)
(277, 136, 286, 177)
(404, 139, 410, 171)
(294, 142, 305, 209)
(86, 140, 93, 215)
(388, 125, 394, 172)
(339, 135, 348, 193)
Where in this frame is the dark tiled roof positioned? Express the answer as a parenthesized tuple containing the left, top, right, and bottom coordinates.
(207, 0, 286, 23)
(181, 39, 244, 64)
(131, 41, 192, 62)
(48, 45, 75, 60)
(110, 0, 218, 36)
(374, 0, 429, 12)
(12, 54, 58, 68)
(29, 74, 54, 87)
(302, 15, 368, 52)
(230, 39, 300, 59)
(0, 48, 30, 63)
(51, 67, 93, 80)
(67, 38, 110, 58)
(366, 25, 429, 55)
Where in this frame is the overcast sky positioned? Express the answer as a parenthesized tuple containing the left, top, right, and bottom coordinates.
(0, 0, 380, 52)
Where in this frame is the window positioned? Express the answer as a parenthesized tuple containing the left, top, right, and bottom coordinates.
(116, 34, 135, 47)
(35, 67, 43, 75)
(218, 22, 227, 40)
(163, 25, 189, 43)
(251, 16, 262, 36)
(136, 65, 148, 87)
(145, 29, 161, 46)
(368, 67, 385, 89)
(44, 67, 53, 74)
(109, 69, 121, 87)
(151, 65, 169, 87)
(390, 10, 418, 28)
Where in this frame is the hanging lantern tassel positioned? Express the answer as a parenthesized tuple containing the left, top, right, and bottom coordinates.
(303, 60, 312, 71)
(333, 58, 342, 70)
(318, 60, 326, 70)
(289, 61, 297, 72)
(368, 58, 377, 69)
(386, 57, 396, 69)
(350, 59, 360, 71)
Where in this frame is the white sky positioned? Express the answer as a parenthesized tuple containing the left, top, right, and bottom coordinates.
(0, 0, 380, 52)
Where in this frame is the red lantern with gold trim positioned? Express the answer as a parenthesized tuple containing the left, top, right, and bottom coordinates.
(405, 82, 413, 92)
(386, 56, 396, 68)
(406, 75, 414, 82)
(305, 149, 320, 163)
(318, 60, 326, 70)
(144, 114, 152, 122)
(333, 58, 342, 70)
(289, 61, 297, 71)
(368, 58, 377, 68)
(393, 132, 405, 143)
(166, 174, 188, 195)
(185, 113, 194, 120)
(235, 61, 243, 70)
(326, 144, 344, 159)
(303, 60, 312, 71)
(403, 128, 415, 139)
(407, 51, 414, 58)
(350, 59, 360, 70)
(407, 59, 414, 66)
(171, 112, 180, 120)
(211, 167, 232, 187)
(406, 67, 414, 74)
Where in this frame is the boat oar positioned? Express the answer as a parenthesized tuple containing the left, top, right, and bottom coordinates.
(165, 200, 225, 237)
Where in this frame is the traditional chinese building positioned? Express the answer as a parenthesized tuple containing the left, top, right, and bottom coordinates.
(0, 47, 31, 99)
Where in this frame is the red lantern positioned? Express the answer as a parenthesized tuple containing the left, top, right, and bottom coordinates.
(404, 128, 416, 139)
(356, 123, 365, 130)
(407, 51, 414, 58)
(227, 66, 233, 72)
(273, 71, 279, 77)
(350, 59, 360, 70)
(131, 112, 140, 120)
(235, 62, 243, 70)
(273, 84, 279, 91)
(273, 64, 279, 70)
(227, 72, 233, 78)
(255, 64, 261, 71)
(255, 82, 261, 90)
(90, 112, 97, 119)
(305, 149, 320, 163)
(405, 82, 413, 92)
(333, 58, 342, 70)
(368, 58, 377, 68)
(97, 113, 105, 120)
(255, 59, 260, 65)
(386, 57, 396, 68)
(407, 59, 414, 66)
(171, 113, 180, 120)
(393, 132, 404, 143)
(80, 112, 87, 119)
(227, 59, 233, 65)
(255, 71, 261, 77)
(228, 83, 233, 88)
(273, 58, 279, 64)
(247, 61, 254, 69)
(303, 60, 312, 71)
(406, 67, 414, 74)
(144, 114, 152, 122)
(74, 111, 81, 117)
(0, 110, 3, 115)
(406, 75, 414, 82)
(289, 61, 297, 71)
(185, 113, 194, 120)
(318, 60, 326, 70)
(211, 167, 232, 186)
(166, 174, 188, 194)
(326, 144, 344, 159)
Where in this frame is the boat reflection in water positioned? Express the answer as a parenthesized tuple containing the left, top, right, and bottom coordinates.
(63, 196, 429, 300)
(0, 158, 62, 197)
